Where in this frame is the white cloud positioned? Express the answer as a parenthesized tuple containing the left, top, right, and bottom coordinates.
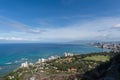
(0, 37, 27, 41)
(0, 16, 43, 34)
(39, 17, 120, 41)
(1, 16, 120, 42)
(113, 23, 120, 28)
(28, 28, 44, 33)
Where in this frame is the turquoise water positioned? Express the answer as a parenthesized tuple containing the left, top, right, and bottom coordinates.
(0, 43, 108, 76)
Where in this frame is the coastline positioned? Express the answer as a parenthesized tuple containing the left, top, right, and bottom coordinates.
(0, 43, 108, 76)
(1, 51, 115, 80)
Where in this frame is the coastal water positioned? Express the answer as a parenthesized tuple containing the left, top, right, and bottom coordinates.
(0, 43, 108, 76)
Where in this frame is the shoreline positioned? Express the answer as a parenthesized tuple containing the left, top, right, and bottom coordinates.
(0, 49, 110, 77)
(1, 51, 115, 80)
(0, 43, 111, 77)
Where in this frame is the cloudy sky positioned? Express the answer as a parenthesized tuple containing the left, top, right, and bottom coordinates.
(0, 0, 120, 43)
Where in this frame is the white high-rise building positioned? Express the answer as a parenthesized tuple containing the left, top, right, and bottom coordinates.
(20, 61, 29, 68)
(37, 58, 46, 63)
(64, 52, 74, 57)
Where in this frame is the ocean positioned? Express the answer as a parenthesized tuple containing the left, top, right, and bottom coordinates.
(0, 43, 108, 76)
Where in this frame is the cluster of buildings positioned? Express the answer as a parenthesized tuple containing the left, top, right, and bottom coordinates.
(37, 58, 46, 63)
(20, 61, 29, 68)
(20, 56, 59, 68)
(48, 56, 59, 61)
(64, 52, 74, 57)
(8, 76, 14, 80)
(36, 56, 59, 64)
(92, 42, 120, 52)
(20, 52, 74, 68)
(20, 61, 33, 68)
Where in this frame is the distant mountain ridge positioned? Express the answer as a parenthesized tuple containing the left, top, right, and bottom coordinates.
(67, 40, 97, 44)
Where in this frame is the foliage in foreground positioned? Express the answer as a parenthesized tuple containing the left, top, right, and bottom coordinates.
(2, 52, 116, 80)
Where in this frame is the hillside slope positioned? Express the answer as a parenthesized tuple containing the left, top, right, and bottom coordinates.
(82, 53, 120, 80)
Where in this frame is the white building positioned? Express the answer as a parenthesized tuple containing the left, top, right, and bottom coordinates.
(8, 76, 14, 79)
(20, 61, 29, 68)
(37, 58, 46, 63)
(29, 63, 34, 66)
(64, 52, 74, 57)
(48, 56, 58, 61)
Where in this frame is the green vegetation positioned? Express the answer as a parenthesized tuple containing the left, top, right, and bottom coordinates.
(81, 52, 120, 80)
(83, 55, 110, 62)
(45, 52, 114, 75)
(2, 52, 116, 80)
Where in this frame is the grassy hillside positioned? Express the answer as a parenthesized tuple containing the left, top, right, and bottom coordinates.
(2, 52, 116, 80)
(81, 52, 120, 80)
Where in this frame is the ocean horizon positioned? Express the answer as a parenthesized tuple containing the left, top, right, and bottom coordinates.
(0, 43, 109, 76)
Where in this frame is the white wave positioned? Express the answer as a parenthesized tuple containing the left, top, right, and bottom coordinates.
(21, 58, 28, 61)
(5, 62, 12, 65)
(0, 67, 2, 70)
(14, 60, 19, 63)
(15, 60, 18, 63)
(14, 58, 28, 64)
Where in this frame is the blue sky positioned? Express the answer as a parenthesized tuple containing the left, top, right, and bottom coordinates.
(0, 0, 120, 43)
